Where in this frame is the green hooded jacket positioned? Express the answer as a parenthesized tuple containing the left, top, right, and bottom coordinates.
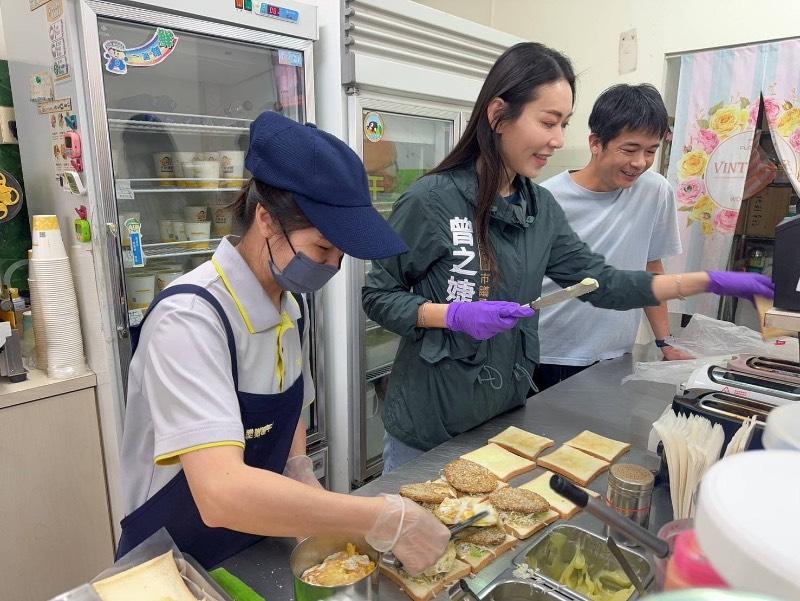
(362, 164, 658, 451)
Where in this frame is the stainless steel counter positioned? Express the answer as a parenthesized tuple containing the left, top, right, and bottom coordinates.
(220, 356, 675, 600)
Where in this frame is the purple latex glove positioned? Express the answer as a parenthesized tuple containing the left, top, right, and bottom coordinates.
(445, 301, 535, 340)
(706, 271, 775, 301)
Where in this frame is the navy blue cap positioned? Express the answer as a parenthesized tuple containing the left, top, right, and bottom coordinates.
(245, 111, 408, 260)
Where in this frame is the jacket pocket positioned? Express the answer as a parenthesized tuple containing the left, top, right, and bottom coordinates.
(418, 328, 487, 365)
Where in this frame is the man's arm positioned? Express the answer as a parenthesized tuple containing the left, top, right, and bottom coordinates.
(644, 260, 693, 360)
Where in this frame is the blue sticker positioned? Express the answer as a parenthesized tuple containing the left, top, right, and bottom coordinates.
(278, 49, 303, 68)
(254, 2, 299, 23)
(125, 218, 145, 267)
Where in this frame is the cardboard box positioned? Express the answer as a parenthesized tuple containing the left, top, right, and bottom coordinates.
(741, 186, 792, 237)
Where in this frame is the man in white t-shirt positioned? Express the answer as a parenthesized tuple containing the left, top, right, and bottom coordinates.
(535, 84, 692, 390)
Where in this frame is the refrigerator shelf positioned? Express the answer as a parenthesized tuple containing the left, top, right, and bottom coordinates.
(107, 108, 251, 135)
(122, 239, 221, 267)
(118, 178, 246, 194)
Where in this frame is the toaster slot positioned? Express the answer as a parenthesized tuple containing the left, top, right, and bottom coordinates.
(749, 357, 800, 376)
(710, 367, 800, 399)
(698, 394, 771, 422)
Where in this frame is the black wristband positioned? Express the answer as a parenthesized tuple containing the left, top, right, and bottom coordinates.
(655, 338, 671, 348)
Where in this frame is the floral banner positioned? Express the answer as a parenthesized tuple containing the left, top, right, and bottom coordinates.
(666, 45, 763, 316)
(761, 39, 800, 195)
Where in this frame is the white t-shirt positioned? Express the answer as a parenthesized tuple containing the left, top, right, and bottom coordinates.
(537, 170, 682, 366)
(120, 237, 314, 515)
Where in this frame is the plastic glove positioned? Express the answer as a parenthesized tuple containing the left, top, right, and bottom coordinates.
(661, 345, 695, 361)
(283, 455, 322, 489)
(706, 271, 775, 301)
(446, 301, 535, 340)
(365, 494, 450, 576)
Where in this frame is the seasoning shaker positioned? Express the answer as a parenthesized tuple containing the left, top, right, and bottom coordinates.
(605, 462, 654, 546)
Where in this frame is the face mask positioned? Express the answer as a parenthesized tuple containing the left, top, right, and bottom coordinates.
(266, 235, 339, 293)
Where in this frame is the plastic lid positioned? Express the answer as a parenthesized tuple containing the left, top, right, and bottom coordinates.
(695, 451, 800, 600)
(763, 403, 800, 451)
(670, 530, 727, 587)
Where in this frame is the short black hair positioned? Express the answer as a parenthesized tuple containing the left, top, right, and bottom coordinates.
(589, 84, 669, 146)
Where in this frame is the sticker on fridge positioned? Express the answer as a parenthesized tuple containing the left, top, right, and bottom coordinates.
(364, 112, 384, 143)
(102, 27, 179, 75)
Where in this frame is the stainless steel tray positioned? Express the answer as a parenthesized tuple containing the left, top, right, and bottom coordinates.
(470, 524, 654, 601)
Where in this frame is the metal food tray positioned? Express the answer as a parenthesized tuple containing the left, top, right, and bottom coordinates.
(469, 524, 653, 601)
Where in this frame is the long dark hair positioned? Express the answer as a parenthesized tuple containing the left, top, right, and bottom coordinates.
(429, 42, 576, 276)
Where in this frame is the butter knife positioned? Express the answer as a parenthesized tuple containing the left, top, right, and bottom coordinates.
(528, 278, 599, 310)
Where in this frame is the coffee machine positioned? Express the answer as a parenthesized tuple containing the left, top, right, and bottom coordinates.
(0, 319, 25, 382)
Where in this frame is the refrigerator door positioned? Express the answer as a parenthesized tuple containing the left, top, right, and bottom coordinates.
(79, 5, 324, 443)
(349, 96, 461, 486)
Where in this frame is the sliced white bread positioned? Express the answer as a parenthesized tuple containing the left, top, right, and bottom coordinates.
(536, 445, 610, 487)
(488, 426, 555, 460)
(519, 470, 600, 519)
(500, 508, 559, 540)
(563, 430, 631, 463)
(92, 551, 196, 601)
(382, 558, 471, 601)
(461, 443, 536, 482)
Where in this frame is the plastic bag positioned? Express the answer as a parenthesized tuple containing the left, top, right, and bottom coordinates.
(622, 314, 798, 387)
(48, 529, 233, 601)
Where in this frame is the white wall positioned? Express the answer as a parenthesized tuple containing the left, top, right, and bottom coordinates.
(415, 0, 800, 179)
(0, 10, 5, 60)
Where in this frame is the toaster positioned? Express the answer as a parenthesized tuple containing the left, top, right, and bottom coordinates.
(727, 355, 800, 386)
(683, 364, 800, 406)
(672, 389, 770, 452)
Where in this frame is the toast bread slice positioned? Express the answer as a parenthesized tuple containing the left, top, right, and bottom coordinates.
(519, 470, 600, 519)
(488, 426, 554, 460)
(563, 430, 631, 463)
(382, 558, 472, 601)
(499, 508, 559, 540)
(461, 443, 535, 482)
(536, 445, 610, 487)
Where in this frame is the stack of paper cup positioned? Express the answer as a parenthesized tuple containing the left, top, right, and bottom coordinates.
(28, 215, 87, 379)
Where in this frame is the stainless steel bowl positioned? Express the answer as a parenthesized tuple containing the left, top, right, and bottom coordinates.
(290, 535, 380, 601)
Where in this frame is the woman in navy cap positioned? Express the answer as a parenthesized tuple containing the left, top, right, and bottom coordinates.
(117, 112, 450, 572)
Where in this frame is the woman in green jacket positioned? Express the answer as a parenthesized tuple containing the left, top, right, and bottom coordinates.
(362, 42, 774, 472)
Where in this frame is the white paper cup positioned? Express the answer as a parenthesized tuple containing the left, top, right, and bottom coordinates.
(31, 215, 67, 260)
(155, 268, 185, 291)
(183, 205, 208, 223)
(125, 271, 156, 309)
(173, 152, 198, 187)
(159, 219, 175, 243)
(212, 206, 235, 237)
(152, 152, 175, 186)
(193, 151, 220, 163)
(171, 220, 187, 241)
(119, 211, 141, 247)
(187, 161, 220, 189)
(185, 221, 212, 249)
(219, 150, 246, 187)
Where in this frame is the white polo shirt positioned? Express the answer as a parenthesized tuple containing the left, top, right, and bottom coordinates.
(120, 237, 315, 515)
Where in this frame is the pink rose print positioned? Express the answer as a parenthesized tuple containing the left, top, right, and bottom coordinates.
(677, 178, 705, 206)
(763, 97, 780, 124)
(694, 129, 720, 153)
(790, 127, 800, 153)
(714, 208, 739, 234)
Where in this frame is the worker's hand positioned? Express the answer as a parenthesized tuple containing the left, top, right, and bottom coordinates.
(446, 301, 535, 340)
(661, 345, 695, 361)
(365, 494, 450, 576)
(283, 454, 322, 489)
(706, 271, 774, 301)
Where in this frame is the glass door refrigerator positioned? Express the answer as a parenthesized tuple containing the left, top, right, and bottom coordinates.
(80, 2, 327, 475)
(348, 94, 460, 485)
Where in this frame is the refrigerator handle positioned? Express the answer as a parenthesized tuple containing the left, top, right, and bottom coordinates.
(106, 222, 129, 340)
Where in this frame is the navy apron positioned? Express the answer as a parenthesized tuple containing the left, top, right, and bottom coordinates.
(116, 284, 305, 568)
